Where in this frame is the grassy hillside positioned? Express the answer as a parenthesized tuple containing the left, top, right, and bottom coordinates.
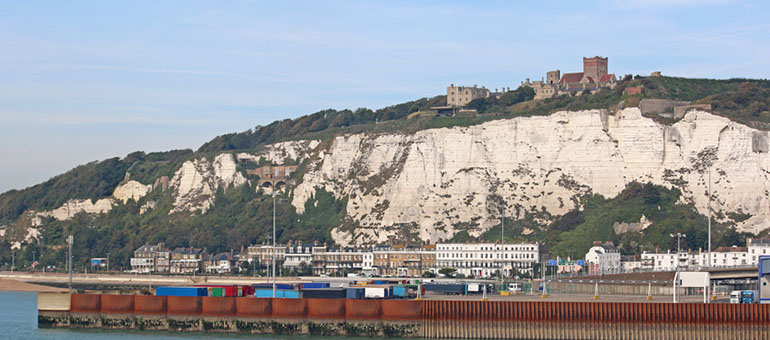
(1, 75, 768, 270)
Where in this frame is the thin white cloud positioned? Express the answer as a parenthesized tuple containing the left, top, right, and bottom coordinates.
(605, 0, 737, 10)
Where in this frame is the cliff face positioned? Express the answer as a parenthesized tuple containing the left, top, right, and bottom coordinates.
(292, 108, 770, 245)
(2, 108, 769, 248)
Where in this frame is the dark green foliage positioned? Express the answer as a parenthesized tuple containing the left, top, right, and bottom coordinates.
(25, 183, 350, 270)
(0, 157, 134, 224)
(548, 182, 746, 258)
(638, 76, 769, 102)
(0, 149, 193, 225)
(124, 149, 193, 184)
(197, 96, 446, 153)
(698, 82, 770, 128)
(465, 86, 535, 113)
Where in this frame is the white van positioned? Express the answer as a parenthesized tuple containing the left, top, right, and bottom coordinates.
(508, 283, 521, 293)
(730, 290, 742, 304)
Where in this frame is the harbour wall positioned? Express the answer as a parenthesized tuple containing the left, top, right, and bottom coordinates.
(39, 293, 770, 339)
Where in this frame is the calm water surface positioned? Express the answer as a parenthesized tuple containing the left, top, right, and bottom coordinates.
(0, 291, 378, 340)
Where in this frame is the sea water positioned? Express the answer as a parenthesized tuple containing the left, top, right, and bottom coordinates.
(0, 291, 379, 340)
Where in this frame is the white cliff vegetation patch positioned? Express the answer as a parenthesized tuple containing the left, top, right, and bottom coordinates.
(236, 140, 320, 164)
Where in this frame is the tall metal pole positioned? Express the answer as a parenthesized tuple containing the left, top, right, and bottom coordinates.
(500, 206, 504, 288)
(707, 166, 712, 268)
(272, 192, 277, 298)
(67, 235, 73, 291)
(11, 251, 14, 273)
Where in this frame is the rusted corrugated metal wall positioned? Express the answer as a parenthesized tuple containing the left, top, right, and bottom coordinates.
(72, 294, 770, 339)
(420, 300, 770, 323)
(82, 293, 770, 323)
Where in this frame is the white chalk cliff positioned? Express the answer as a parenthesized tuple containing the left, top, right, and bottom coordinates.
(113, 180, 153, 203)
(169, 153, 247, 214)
(292, 108, 770, 245)
(4, 108, 770, 248)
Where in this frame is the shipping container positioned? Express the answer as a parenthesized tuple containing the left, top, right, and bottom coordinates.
(207, 287, 224, 297)
(467, 283, 480, 292)
(424, 283, 467, 295)
(196, 285, 244, 297)
(299, 282, 330, 289)
(345, 287, 365, 299)
(393, 286, 407, 297)
(301, 288, 346, 299)
(253, 283, 295, 290)
(156, 286, 207, 297)
(254, 289, 302, 299)
(364, 287, 391, 298)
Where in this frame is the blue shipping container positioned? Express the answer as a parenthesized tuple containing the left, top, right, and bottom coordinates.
(301, 282, 330, 289)
(156, 286, 207, 297)
(393, 286, 407, 297)
(254, 289, 302, 299)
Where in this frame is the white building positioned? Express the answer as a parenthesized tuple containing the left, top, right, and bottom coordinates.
(436, 243, 539, 278)
(362, 252, 376, 276)
(283, 242, 313, 270)
(696, 246, 749, 268)
(584, 241, 621, 275)
(748, 238, 770, 265)
(641, 250, 697, 271)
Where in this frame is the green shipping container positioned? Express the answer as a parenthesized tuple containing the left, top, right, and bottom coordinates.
(212, 287, 224, 297)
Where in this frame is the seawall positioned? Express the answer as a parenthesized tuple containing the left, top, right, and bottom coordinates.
(39, 293, 770, 339)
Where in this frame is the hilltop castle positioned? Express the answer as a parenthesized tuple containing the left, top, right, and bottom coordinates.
(521, 56, 617, 99)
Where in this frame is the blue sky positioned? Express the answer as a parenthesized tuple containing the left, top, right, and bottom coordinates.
(1, 0, 769, 193)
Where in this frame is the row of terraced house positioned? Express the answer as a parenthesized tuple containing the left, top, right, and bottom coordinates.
(130, 241, 542, 277)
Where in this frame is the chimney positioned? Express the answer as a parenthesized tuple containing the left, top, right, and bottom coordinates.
(474, 84, 477, 88)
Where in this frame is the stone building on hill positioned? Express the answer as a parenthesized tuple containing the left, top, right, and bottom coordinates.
(521, 56, 617, 99)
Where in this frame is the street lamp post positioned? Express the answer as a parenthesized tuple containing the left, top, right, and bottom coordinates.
(670, 232, 686, 303)
(67, 235, 74, 291)
(707, 166, 712, 268)
(272, 191, 277, 298)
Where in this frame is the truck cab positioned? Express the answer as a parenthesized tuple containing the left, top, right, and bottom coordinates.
(741, 290, 756, 304)
(730, 291, 742, 304)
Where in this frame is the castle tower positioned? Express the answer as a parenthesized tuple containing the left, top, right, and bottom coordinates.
(546, 70, 561, 84)
(583, 56, 608, 82)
